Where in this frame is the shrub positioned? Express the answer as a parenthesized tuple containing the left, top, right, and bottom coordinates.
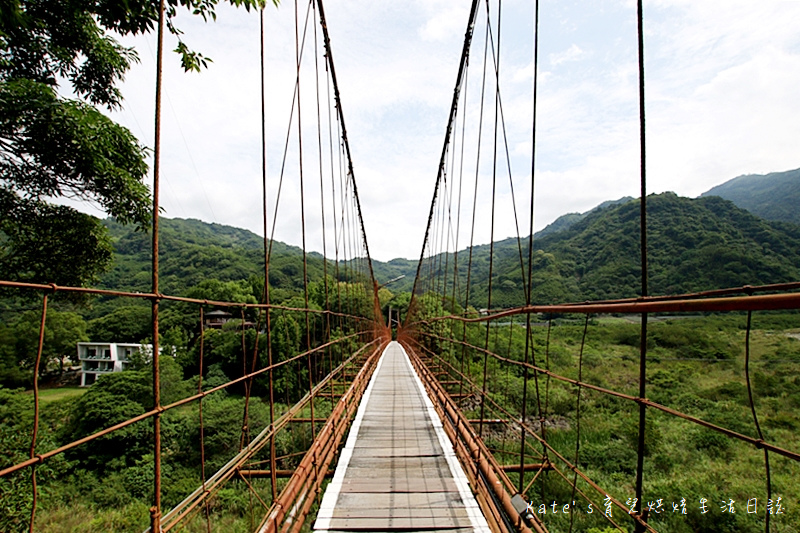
(763, 412, 797, 430)
(698, 381, 748, 405)
(689, 428, 731, 459)
(580, 439, 636, 475)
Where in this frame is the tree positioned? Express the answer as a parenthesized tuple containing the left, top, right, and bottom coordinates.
(63, 370, 152, 471)
(88, 305, 151, 343)
(185, 278, 258, 305)
(1, 2, 150, 286)
(0, 309, 89, 386)
(9, 309, 88, 377)
(159, 278, 259, 339)
(0, 323, 27, 387)
(386, 291, 412, 324)
(269, 311, 306, 402)
(0, 0, 273, 286)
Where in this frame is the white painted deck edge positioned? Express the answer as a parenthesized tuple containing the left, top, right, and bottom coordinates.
(313, 343, 389, 530)
(398, 343, 492, 533)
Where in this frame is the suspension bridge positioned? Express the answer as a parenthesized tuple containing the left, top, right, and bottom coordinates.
(1, 0, 799, 532)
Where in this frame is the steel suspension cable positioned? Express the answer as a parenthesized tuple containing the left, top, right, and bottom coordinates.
(294, 0, 316, 442)
(568, 315, 590, 533)
(450, 69, 470, 396)
(315, 0, 377, 290)
(197, 307, 211, 533)
(520, 0, 542, 494)
(312, 0, 332, 413)
(744, 311, 772, 533)
(634, 0, 648, 529)
(259, 5, 278, 501)
(478, 0, 502, 439)
(457, 6, 490, 402)
(407, 0, 481, 316)
(267, 0, 313, 262)
(483, 14, 529, 303)
(441, 120, 460, 302)
(27, 293, 47, 533)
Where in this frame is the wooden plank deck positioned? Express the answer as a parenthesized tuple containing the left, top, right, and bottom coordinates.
(314, 342, 490, 532)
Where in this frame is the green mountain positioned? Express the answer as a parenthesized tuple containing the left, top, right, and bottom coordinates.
(96, 191, 800, 314)
(99, 217, 416, 307)
(700, 167, 800, 225)
(99, 217, 328, 297)
(425, 193, 800, 308)
(537, 193, 800, 301)
(366, 197, 637, 297)
(371, 257, 417, 293)
(534, 196, 634, 239)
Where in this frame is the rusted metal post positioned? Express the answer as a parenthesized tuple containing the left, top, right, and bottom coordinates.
(28, 293, 48, 533)
(150, 0, 166, 530)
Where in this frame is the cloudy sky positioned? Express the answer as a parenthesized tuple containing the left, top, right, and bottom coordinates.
(74, 0, 800, 266)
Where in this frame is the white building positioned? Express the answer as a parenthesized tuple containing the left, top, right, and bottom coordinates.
(78, 342, 151, 386)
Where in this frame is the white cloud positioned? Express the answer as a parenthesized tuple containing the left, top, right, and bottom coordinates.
(549, 44, 586, 66)
(53, 0, 799, 265)
(419, 6, 470, 42)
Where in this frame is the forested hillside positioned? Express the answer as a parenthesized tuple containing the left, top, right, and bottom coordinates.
(534, 196, 634, 239)
(701, 167, 800, 225)
(424, 193, 800, 308)
(370, 257, 417, 293)
(101, 218, 326, 296)
(101, 217, 420, 304)
(3, 201, 800, 532)
(98, 192, 800, 313)
(537, 193, 800, 300)
(1, 217, 376, 387)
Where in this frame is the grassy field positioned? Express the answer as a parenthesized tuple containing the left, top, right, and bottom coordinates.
(27, 387, 87, 404)
(443, 312, 800, 532)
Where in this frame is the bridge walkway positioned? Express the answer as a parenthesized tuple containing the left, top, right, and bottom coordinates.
(314, 341, 491, 532)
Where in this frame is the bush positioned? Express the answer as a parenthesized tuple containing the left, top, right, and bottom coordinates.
(621, 415, 661, 456)
(689, 428, 731, 459)
(580, 439, 636, 475)
(649, 323, 737, 360)
(673, 392, 717, 414)
(763, 412, 797, 430)
(547, 386, 575, 417)
(698, 381, 748, 405)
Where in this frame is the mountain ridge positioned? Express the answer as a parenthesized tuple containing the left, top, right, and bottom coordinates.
(700, 167, 800, 225)
(96, 185, 800, 311)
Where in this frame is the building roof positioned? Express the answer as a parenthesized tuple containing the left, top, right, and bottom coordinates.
(205, 310, 233, 317)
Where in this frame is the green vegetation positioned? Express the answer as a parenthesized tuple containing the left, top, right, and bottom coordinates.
(0, 217, 377, 389)
(375, 183, 800, 305)
(98, 217, 330, 298)
(534, 196, 634, 239)
(0, 362, 276, 532)
(415, 304, 800, 533)
(0, 216, 377, 531)
(1, 1, 150, 287)
(2, 195, 799, 530)
(414, 192, 800, 308)
(701, 167, 800, 225)
(0, 0, 275, 288)
(0, 270, 374, 532)
(0, 310, 89, 387)
(33, 387, 86, 404)
(371, 257, 417, 293)
(48, 188, 798, 321)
